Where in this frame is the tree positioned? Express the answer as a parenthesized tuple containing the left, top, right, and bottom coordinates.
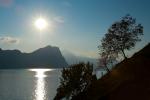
(98, 43, 118, 73)
(100, 15, 143, 59)
(54, 62, 93, 100)
(98, 51, 117, 73)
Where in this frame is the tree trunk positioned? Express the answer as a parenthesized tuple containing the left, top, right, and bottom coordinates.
(121, 49, 127, 59)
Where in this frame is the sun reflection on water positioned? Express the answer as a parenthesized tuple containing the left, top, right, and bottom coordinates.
(29, 69, 53, 100)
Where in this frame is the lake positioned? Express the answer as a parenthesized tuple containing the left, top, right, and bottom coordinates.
(0, 69, 61, 100)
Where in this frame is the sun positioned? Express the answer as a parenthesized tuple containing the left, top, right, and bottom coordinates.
(35, 18, 47, 30)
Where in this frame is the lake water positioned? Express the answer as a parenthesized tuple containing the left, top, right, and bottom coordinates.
(0, 69, 61, 100)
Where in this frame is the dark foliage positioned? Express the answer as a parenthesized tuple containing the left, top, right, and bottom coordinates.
(98, 51, 117, 72)
(72, 43, 150, 100)
(99, 14, 143, 60)
(54, 62, 93, 100)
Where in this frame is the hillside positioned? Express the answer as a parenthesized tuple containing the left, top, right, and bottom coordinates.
(72, 43, 150, 100)
(0, 46, 68, 69)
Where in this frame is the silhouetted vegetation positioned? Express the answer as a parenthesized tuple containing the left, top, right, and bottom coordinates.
(99, 14, 143, 60)
(54, 15, 147, 100)
(98, 51, 117, 72)
(54, 62, 94, 100)
(98, 15, 143, 73)
(72, 43, 150, 100)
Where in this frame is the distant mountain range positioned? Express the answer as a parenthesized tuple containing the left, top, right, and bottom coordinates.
(0, 46, 68, 69)
(62, 50, 98, 67)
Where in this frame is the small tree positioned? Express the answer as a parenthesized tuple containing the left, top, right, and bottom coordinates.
(54, 62, 93, 100)
(100, 15, 143, 59)
(98, 48, 117, 73)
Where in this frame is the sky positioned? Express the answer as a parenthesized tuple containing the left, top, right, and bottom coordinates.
(0, 0, 150, 58)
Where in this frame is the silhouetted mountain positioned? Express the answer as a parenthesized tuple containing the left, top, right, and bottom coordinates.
(0, 46, 68, 69)
(62, 50, 97, 66)
(72, 43, 150, 100)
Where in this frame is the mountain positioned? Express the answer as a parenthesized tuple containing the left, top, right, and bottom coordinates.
(72, 43, 150, 100)
(62, 50, 97, 66)
(0, 46, 68, 69)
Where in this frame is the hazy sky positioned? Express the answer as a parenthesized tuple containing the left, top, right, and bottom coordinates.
(0, 0, 149, 58)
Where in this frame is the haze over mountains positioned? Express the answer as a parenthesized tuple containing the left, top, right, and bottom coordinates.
(62, 50, 97, 66)
(0, 46, 68, 69)
(0, 45, 97, 69)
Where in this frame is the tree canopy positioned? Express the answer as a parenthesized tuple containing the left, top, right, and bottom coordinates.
(99, 15, 143, 60)
(54, 62, 93, 100)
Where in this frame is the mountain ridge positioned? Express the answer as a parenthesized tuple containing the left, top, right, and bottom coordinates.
(0, 45, 68, 69)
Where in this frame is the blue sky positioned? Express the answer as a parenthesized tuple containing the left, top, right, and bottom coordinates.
(0, 0, 150, 58)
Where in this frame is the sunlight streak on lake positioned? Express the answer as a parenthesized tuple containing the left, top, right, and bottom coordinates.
(35, 77, 45, 100)
(29, 69, 54, 100)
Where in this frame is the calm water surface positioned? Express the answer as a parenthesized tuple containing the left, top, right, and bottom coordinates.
(0, 69, 61, 100)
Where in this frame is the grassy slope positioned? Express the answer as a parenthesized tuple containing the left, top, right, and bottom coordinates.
(72, 43, 150, 100)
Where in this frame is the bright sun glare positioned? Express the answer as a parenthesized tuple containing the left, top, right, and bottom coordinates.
(29, 69, 52, 100)
(35, 18, 47, 30)
(29, 69, 52, 78)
